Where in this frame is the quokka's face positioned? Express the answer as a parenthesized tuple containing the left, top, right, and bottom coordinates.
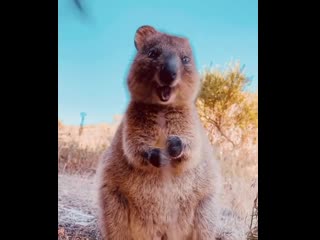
(127, 25, 200, 105)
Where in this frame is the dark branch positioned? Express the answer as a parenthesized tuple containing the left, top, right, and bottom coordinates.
(73, 0, 85, 14)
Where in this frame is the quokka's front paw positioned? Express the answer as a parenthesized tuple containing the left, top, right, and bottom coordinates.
(143, 148, 167, 168)
(166, 135, 184, 159)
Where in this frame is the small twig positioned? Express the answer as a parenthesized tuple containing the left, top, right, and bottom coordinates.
(248, 194, 258, 239)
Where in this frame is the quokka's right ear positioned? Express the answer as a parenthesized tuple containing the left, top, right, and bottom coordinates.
(134, 25, 157, 51)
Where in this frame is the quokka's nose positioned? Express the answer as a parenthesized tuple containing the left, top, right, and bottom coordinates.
(159, 55, 178, 85)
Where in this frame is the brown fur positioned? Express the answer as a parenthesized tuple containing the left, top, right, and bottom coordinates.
(98, 26, 227, 240)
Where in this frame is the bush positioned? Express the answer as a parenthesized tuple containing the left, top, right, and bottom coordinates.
(196, 62, 258, 238)
(196, 61, 257, 147)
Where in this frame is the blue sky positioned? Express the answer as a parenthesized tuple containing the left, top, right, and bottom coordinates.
(58, 0, 258, 125)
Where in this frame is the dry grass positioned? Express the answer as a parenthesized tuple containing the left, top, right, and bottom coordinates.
(58, 120, 120, 175)
(58, 110, 258, 239)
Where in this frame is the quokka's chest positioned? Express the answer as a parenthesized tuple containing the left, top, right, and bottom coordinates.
(153, 109, 196, 143)
(156, 109, 194, 129)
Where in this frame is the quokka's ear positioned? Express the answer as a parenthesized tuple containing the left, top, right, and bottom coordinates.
(134, 25, 157, 51)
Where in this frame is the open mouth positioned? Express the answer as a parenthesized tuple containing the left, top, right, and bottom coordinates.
(157, 86, 171, 102)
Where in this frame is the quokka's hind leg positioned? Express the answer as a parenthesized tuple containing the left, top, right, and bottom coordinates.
(192, 195, 221, 240)
(99, 187, 132, 240)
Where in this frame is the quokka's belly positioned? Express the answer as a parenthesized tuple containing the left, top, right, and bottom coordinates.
(127, 196, 196, 240)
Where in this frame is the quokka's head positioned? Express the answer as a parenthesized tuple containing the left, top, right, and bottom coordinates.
(127, 25, 200, 105)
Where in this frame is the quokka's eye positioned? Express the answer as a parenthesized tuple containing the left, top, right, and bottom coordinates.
(148, 49, 158, 59)
(182, 56, 190, 64)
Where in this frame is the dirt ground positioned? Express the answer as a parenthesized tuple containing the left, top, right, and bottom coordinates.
(58, 174, 102, 240)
